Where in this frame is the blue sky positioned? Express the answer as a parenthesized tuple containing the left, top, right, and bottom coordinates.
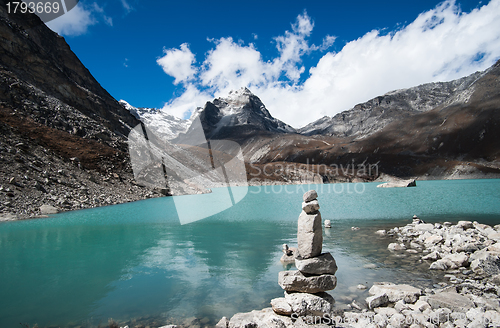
(47, 0, 500, 128)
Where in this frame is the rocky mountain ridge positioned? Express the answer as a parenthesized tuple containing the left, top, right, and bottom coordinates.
(129, 61, 500, 184)
(298, 69, 487, 138)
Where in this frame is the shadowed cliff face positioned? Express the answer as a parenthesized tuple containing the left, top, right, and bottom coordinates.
(297, 67, 490, 139)
(0, 0, 139, 143)
(0, 1, 163, 219)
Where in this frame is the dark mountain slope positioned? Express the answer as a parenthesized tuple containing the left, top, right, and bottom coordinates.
(0, 0, 138, 145)
(185, 87, 296, 141)
(242, 60, 500, 181)
(0, 2, 161, 219)
(298, 69, 486, 139)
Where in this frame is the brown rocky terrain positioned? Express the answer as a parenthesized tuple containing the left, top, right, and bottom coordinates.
(0, 0, 163, 220)
(235, 61, 500, 181)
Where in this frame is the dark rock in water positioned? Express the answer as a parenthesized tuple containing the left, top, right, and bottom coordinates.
(280, 244, 298, 263)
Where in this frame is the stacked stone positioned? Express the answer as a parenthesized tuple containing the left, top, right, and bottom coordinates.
(271, 190, 338, 317)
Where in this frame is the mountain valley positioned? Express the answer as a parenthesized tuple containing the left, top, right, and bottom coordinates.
(0, 0, 499, 220)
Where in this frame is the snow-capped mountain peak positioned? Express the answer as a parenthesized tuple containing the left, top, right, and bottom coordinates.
(197, 87, 295, 138)
(125, 87, 295, 142)
(120, 100, 190, 140)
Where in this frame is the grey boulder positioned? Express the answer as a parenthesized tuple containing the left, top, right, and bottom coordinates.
(366, 293, 389, 309)
(270, 297, 292, 316)
(295, 252, 337, 275)
(302, 200, 320, 214)
(426, 292, 475, 313)
(39, 204, 58, 215)
(284, 291, 335, 317)
(278, 270, 337, 293)
(228, 308, 293, 328)
(368, 283, 422, 304)
(297, 211, 322, 259)
(303, 190, 318, 202)
(470, 251, 500, 276)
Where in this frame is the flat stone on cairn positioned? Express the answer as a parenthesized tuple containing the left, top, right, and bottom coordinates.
(302, 200, 319, 214)
(303, 190, 318, 202)
(273, 190, 337, 317)
(278, 270, 337, 293)
(295, 252, 337, 275)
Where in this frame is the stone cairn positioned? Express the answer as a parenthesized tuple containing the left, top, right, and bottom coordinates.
(271, 190, 338, 318)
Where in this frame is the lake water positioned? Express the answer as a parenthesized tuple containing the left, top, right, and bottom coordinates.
(1, 179, 500, 327)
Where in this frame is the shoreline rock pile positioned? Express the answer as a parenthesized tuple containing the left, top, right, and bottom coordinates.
(336, 219, 500, 328)
(216, 216, 500, 328)
(272, 190, 338, 317)
(386, 219, 500, 277)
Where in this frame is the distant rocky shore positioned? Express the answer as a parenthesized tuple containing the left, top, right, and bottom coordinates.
(1, 162, 497, 221)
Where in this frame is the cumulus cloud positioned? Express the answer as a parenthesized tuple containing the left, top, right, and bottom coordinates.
(46, 3, 96, 36)
(46, 2, 113, 36)
(157, 43, 197, 85)
(160, 84, 213, 119)
(159, 0, 500, 128)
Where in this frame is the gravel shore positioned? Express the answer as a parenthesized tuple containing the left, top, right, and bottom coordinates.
(212, 219, 500, 328)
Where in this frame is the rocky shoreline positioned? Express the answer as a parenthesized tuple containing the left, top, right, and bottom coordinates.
(2, 167, 498, 222)
(211, 217, 500, 328)
(0, 133, 164, 221)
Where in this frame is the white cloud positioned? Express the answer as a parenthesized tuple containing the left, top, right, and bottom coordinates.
(159, 0, 500, 128)
(160, 84, 213, 119)
(92, 3, 113, 26)
(46, 2, 114, 36)
(200, 38, 267, 91)
(120, 0, 133, 13)
(157, 43, 197, 85)
(46, 3, 96, 36)
(319, 35, 336, 51)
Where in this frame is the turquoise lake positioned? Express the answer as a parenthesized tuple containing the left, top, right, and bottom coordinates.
(1, 179, 500, 327)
